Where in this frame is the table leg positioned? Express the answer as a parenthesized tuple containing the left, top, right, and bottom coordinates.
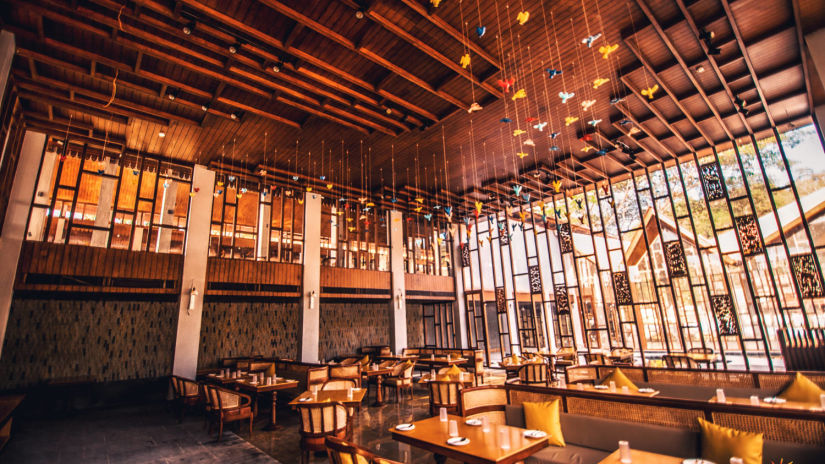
(263, 391, 281, 431)
(373, 375, 384, 406)
(433, 453, 447, 464)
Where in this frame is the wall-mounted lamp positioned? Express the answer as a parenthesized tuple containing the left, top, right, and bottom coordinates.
(309, 290, 317, 309)
(188, 286, 199, 314)
(395, 290, 403, 310)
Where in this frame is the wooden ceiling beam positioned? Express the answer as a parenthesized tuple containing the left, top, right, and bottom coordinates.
(174, 0, 439, 122)
(273, 96, 369, 134)
(613, 99, 691, 160)
(632, 0, 735, 142)
(18, 89, 136, 126)
(398, 0, 500, 70)
(257, 0, 468, 110)
(215, 96, 301, 129)
(790, 0, 814, 113)
(362, 7, 501, 99)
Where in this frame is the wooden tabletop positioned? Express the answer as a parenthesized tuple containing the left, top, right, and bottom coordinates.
(377, 354, 419, 361)
(288, 388, 367, 407)
(234, 378, 300, 392)
(709, 395, 825, 412)
(0, 395, 24, 424)
(566, 384, 659, 397)
(391, 414, 548, 464)
(598, 449, 685, 464)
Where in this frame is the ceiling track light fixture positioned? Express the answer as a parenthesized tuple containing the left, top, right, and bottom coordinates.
(228, 42, 241, 54)
(166, 87, 179, 101)
(182, 21, 195, 35)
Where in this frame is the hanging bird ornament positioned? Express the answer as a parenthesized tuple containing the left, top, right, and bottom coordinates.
(564, 116, 579, 126)
(476, 26, 487, 38)
(497, 78, 515, 93)
(598, 44, 619, 59)
(610, 96, 625, 105)
(513, 129, 526, 136)
(468, 102, 483, 113)
(641, 84, 660, 100)
(552, 180, 562, 193)
(581, 99, 596, 111)
(546, 68, 562, 79)
(581, 33, 602, 47)
(430, 0, 442, 7)
(523, 139, 535, 147)
(516, 11, 530, 25)
(511, 89, 527, 100)
(533, 121, 548, 131)
(559, 91, 575, 103)
(512, 184, 523, 196)
(581, 146, 596, 153)
(593, 77, 610, 89)
(550, 131, 560, 139)
(517, 152, 529, 159)
(500, 117, 512, 123)
(459, 53, 471, 69)
(444, 206, 453, 221)
(588, 119, 602, 127)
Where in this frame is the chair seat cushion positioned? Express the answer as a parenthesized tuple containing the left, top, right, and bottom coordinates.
(525, 444, 609, 464)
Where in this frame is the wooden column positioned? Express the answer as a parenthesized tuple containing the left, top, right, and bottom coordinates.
(171, 164, 215, 378)
(298, 191, 322, 362)
(0, 130, 46, 358)
(155, 174, 177, 253)
(388, 209, 407, 354)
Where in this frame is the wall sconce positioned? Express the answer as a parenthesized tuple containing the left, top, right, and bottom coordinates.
(309, 290, 317, 309)
(188, 286, 199, 314)
(395, 290, 403, 310)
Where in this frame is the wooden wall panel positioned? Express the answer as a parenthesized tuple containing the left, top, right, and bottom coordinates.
(205, 258, 301, 298)
(320, 267, 391, 300)
(404, 273, 455, 301)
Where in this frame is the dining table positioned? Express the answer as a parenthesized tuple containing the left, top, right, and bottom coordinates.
(565, 383, 660, 397)
(390, 414, 549, 464)
(233, 377, 299, 430)
(362, 366, 394, 406)
(709, 395, 825, 412)
(417, 372, 475, 387)
(377, 354, 419, 362)
(288, 388, 367, 409)
(597, 448, 684, 463)
(687, 352, 720, 368)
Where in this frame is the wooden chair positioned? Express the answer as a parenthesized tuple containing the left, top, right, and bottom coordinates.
(687, 347, 713, 354)
(203, 384, 253, 440)
(610, 348, 634, 366)
(297, 401, 348, 464)
(339, 357, 360, 366)
(663, 354, 700, 369)
(325, 436, 404, 464)
(565, 365, 598, 385)
(515, 363, 550, 386)
(330, 364, 362, 388)
(170, 376, 201, 422)
(322, 379, 357, 391)
(384, 361, 414, 402)
(307, 366, 330, 389)
(554, 347, 577, 374)
(249, 361, 273, 372)
(472, 353, 488, 386)
(427, 380, 461, 416)
(459, 385, 508, 425)
(585, 352, 609, 365)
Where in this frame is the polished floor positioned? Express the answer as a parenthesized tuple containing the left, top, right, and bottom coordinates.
(0, 382, 473, 464)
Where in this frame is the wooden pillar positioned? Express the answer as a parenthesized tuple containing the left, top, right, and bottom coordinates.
(155, 173, 177, 253)
(0, 130, 46, 358)
(388, 209, 407, 354)
(171, 165, 215, 378)
(298, 191, 322, 362)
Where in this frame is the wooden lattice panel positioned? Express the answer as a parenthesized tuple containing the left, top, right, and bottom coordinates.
(757, 373, 825, 390)
(711, 412, 825, 446)
(507, 389, 562, 406)
(566, 397, 703, 430)
(647, 369, 755, 388)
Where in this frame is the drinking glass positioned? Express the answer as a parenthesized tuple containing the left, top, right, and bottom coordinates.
(347, 387, 353, 399)
(448, 420, 458, 438)
(749, 395, 759, 406)
(716, 388, 726, 403)
(499, 427, 511, 450)
(609, 381, 617, 392)
(820, 393, 825, 410)
(621, 385, 629, 394)
(730, 458, 744, 464)
(481, 415, 490, 433)
(619, 440, 631, 463)
(439, 407, 448, 422)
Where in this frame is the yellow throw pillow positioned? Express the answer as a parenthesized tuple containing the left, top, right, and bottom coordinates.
(777, 372, 825, 404)
(698, 418, 762, 464)
(264, 363, 275, 378)
(359, 355, 370, 366)
(599, 367, 638, 391)
(446, 364, 462, 377)
(338, 452, 370, 464)
(523, 400, 565, 447)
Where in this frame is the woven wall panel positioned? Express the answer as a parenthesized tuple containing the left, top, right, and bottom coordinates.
(647, 369, 755, 388)
(319, 302, 391, 361)
(0, 298, 177, 389)
(596, 366, 645, 382)
(406, 304, 423, 347)
(711, 412, 825, 445)
(757, 373, 825, 390)
(566, 397, 703, 430)
(198, 301, 299, 368)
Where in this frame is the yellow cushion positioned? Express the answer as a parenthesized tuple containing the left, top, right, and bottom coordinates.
(599, 367, 638, 391)
(523, 400, 565, 447)
(446, 364, 462, 377)
(265, 364, 275, 378)
(338, 452, 370, 464)
(359, 355, 370, 366)
(698, 418, 762, 464)
(777, 372, 825, 404)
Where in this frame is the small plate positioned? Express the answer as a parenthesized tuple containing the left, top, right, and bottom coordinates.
(638, 388, 655, 393)
(446, 437, 470, 446)
(682, 459, 716, 464)
(298, 397, 312, 402)
(395, 423, 415, 431)
(523, 430, 547, 439)
(464, 418, 482, 426)
(763, 397, 787, 404)
(593, 385, 609, 390)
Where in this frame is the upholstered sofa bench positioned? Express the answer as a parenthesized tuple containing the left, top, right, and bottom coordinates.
(504, 404, 824, 464)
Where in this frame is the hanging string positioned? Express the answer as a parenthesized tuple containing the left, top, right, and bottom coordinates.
(458, 0, 477, 106)
(103, 70, 119, 108)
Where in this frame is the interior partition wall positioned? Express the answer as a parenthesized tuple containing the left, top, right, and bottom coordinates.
(458, 124, 825, 371)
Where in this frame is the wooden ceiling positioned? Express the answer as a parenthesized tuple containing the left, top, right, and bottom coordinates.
(3, 0, 823, 213)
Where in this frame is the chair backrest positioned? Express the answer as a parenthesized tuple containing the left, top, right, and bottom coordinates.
(687, 347, 713, 355)
(663, 354, 699, 369)
(322, 379, 357, 391)
(565, 365, 598, 384)
(585, 353, 608, 365)
(204, 384, 241, 410)
(179, 377, 200, 396)
(170, 376, 181, 397)
(401, 347, 419, 356)
(428, 381, 460, 410)
(325, 436, 373, 464)
(308, 366, 330, 386)
(330, 364, 361, 381)
(392, 361, 413, 377)
(460, 385, 508, 424)
(518, 363, 549, 385)
(379, 347, 392, 356)
(340, 357, 359, 366)
(298, 402, 348, 436)
(249, 361, 273, 372)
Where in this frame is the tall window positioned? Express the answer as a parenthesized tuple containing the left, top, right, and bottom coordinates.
(320, 200, 388, 270)
(404, 217, 453, 276)
(27, 137, 191, 253)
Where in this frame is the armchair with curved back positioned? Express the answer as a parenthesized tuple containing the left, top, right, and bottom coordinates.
(203, 384, 254, 440)
(297, 401, 349, 464)
(384, 361, 415, 402)
(584, 352, 609, 365)
(321, 379, 357, 391)
(170, 375, 201, 422)
(325, 436, 404, 464)
(663, 354, 701, 369)
(553, 347, 578, 374)
(330, 364, 362, 388)
(514, 363, 550, 386)
(427, 380, 461, 416)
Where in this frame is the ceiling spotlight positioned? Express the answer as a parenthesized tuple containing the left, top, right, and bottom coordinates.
(230, 112, 239, 120)
(228, 43, 240, 54)
(385, 107, 392, 115)
(182, 21, 195, 35)
(272, 62, 281, 73)
(200, 103, 209, 112)
(355, 9, 365, 19)
(166, 88, 178, 101)
(158, 131, 166, 138)
(695, 65, 705, 73)
(699, 29, 715, 42)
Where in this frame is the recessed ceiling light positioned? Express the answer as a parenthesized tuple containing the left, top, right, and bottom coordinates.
(228, 43, 239, 54)
(158, 131, 166, 138)
(272, 63, 281, 73)
(230, 112, 239, 120)
(355, 9, 365, 19)
(182, 21, 195, 35)
(695, 65, 705, 73)
(201, 104, 209, 112)
(385, 107, 392, 115)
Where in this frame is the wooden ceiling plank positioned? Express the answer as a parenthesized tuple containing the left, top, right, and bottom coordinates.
(398, 0, 500, 69)
(633, 0, 735, 142)
(613, 102, 686, 161)
(215, 96, 301, 128)
(17, 87, 162, 125)
(790, 0, 814, 113)
(257, 0, 468, 110)
(274, 96, 369, 134)
(364, 8, 502, 99)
